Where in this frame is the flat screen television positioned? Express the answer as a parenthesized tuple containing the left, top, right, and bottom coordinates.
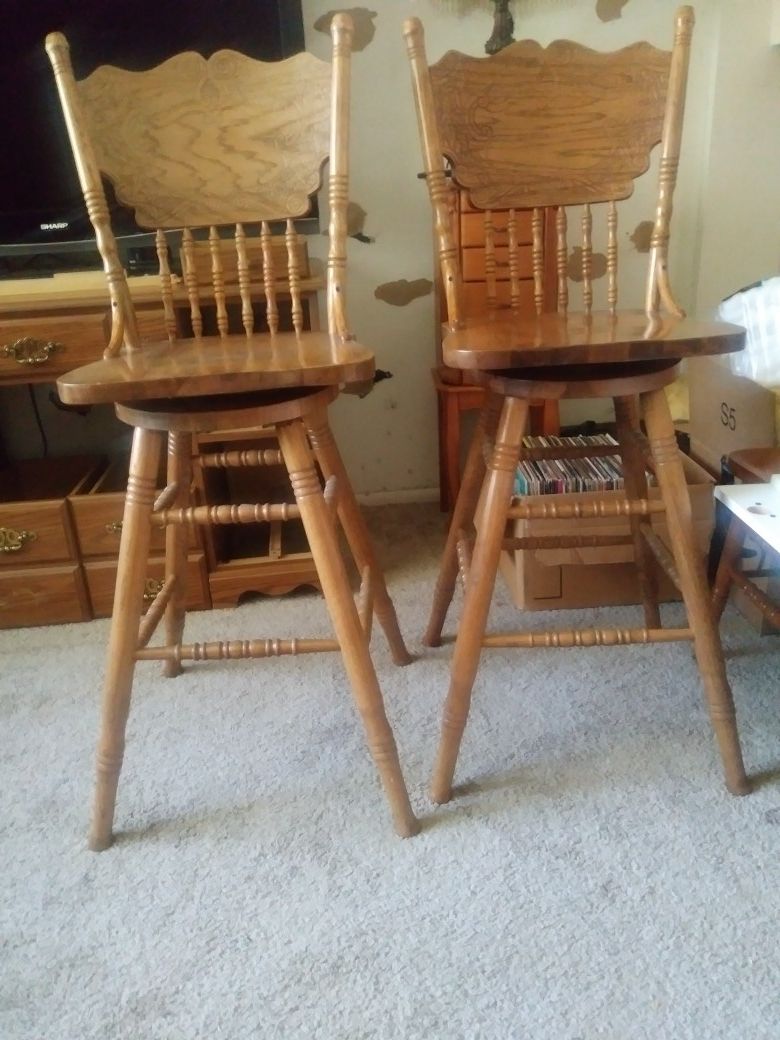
(0, 0, 305, 277)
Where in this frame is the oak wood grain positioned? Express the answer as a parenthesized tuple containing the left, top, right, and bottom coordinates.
(75, 50, 332, 228)
(57, 333, 375, 406)
(441, 312, 745, 370)
(428, 39, 671, 211)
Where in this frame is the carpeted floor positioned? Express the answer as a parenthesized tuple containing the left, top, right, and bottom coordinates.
(2, 503, 779, 1040)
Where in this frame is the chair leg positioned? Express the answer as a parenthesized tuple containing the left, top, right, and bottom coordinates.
(162, 431, 193, 678)
(711, 515, 744, 623)
(641, 388, 750, 796)
(614, 395, 661, 628)
(424, 392, 502, 648)
(306, 408, 413, 666)
(90, 427, 164, 851)
(437, 382, 462, 512)
(431, 396, 528, 804)
(277, 417, 420, 838)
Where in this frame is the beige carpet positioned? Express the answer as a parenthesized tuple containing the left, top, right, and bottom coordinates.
(2, 504, 779, 1039)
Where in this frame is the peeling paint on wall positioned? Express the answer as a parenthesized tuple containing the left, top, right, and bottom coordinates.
(346, 202, 374, 243)
(566, 248, 607, 283)
(321, 201, 375, 243)
(374, 278, 433, 306)
(629, 221, 654, 254)
(596, 0, 629, 22)
(313, 8, 377, 51)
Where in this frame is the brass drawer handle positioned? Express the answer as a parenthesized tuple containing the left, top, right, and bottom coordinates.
(1, 337, 62, 365)
(0, 526, 38, 553)
(105, 520, 124, 535)
(143, 578, 164, 602)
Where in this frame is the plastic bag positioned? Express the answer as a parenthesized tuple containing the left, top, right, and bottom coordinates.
(718, 275, 780, 388)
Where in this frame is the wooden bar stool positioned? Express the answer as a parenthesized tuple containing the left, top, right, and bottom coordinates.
(404, 6, 751, 804)
(47, 15, 419, 848)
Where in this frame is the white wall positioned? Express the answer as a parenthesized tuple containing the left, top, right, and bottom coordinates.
(695, 0, 780, 314)
(301, 0, 780, 496)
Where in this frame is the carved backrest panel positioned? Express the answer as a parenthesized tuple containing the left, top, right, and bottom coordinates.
(46, 15, 354, 353)
(430, 40, 671, 211)
(405, 7, 694, 324)
(78, 50, 331, 227)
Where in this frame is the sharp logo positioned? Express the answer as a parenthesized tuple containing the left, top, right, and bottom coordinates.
(40, 222, 69, 230)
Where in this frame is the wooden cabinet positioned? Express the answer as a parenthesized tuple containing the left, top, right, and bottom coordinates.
(0, 455, 102, 627)
(0, 277, 169, 386)
(70, 454, 210, 618)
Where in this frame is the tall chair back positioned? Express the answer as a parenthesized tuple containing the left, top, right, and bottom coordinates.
(46, 22, 352, 356)
(404, 8, 693, 325)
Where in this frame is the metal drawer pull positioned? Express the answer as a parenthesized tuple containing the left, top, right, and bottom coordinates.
(105, 520, 123, 535)
(142, 578, 164, 602)
(1, 337, 62, 365)
(0, 527, 38, 553)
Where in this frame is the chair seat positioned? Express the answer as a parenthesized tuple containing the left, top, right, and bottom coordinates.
(56, 331, 375, 406)
(441, 310, 745, 371)
(725, 447, 780, 484)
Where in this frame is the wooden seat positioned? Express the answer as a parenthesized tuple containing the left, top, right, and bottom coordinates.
(46, 14, 419, 848)
(404, 6, 751, 804)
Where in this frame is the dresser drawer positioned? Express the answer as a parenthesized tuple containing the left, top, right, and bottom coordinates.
(0, 311, 109, 381)
(0, 305, 169, 382)
(462, 243, 534, 282)
(85, 552, 210, 618)
(0, 562, 91, 628)
(461, 280, 535, 318)
(0, 456, 104, 566)
(460, 209, 534, 247)
(70, 455, 198, 559)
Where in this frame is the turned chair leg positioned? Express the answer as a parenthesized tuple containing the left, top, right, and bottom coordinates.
(277, 417, 420, 838)
(431, 396, 528, 804)
(711, 515, 745, 623)
(162, 431, 193, 678)
(90, 427, 164, 851)
(614, 395, 661, 629)
(424, 392, 502, 648)
(641, 388, 750, 796)
(307, 408, 413, 666)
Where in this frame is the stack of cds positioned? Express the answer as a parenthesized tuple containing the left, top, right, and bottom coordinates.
(513, 434, 625, 496)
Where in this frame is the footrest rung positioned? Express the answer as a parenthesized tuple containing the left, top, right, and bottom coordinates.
(199, 448, 283, 469)
(503, 534, 633, 551)
(323, 475, 338, 519)
(728, 569, 780, 628)
(641, 527, 680, 589)
(356, 565, 374, 638)
(153, 482, 180, 513)
(135, 636, 340, 662)
(456, 530, 472, 590)
(151, 502, 301, 526)
(508, 498, 666, 521)
(136, 576, 175, 649)
(482, 626, 693, 648)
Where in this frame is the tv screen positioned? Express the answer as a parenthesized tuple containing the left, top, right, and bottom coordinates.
(0, 0, 304, 262)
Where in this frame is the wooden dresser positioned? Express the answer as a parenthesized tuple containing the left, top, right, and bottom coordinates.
(0, 262, 324, 628)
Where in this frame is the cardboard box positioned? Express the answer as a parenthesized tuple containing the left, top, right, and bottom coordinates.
(687, 355, 778, 475)
(499, 454, 714, 610)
